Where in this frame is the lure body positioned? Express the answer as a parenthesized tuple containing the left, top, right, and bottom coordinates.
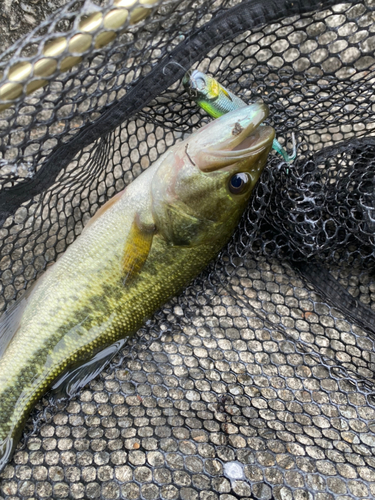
(183, 69, 296, 163)
(0, 104, 275, 471)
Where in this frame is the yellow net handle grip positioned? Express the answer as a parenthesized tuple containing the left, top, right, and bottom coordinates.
(0, 0, 159, 112)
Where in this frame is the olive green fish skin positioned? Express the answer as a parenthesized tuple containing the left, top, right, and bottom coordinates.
(0, 174, 213, 453)
(0, 104, 275, 469)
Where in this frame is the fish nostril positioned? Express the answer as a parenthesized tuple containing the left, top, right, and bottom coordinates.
(232, 122, 244, 136)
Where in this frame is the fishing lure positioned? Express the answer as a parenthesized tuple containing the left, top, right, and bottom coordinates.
(0, 103, 275, 471)
(183, 69, 296, 163)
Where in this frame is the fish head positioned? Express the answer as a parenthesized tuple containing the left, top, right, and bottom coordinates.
(151, 103, 275, 247)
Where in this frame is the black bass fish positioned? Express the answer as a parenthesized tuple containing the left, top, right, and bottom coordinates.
(0, 104, 274, 471)
(183, 69, 296, 163)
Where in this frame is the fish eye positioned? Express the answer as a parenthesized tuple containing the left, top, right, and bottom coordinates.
(229, 173, 251, 194)
(196, 77, 206, 91)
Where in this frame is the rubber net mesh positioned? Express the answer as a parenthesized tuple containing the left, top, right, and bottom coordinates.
(1, 0, 375, 498)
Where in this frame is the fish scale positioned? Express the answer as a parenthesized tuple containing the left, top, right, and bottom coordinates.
(0, 104, 274, 471)
(0, 229, 216, 447)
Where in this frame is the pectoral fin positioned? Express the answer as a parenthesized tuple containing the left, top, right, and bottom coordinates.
(50, 339, 126, 403)
(0, 436, 16, 476)
(122, 216, 155, 285)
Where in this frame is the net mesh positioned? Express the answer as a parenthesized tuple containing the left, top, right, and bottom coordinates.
(1, 0, 375, 498)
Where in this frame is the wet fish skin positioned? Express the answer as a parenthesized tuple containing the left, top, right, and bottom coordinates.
(0, 103, 275, 470)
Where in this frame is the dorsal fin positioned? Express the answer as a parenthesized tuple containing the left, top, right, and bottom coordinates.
(0, 283, 37, 359)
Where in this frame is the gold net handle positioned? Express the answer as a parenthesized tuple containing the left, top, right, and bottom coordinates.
(0, 0, 159, 112)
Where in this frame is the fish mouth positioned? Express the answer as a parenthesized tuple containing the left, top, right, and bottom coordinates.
(233, 125, 274, 153)
(197, 121, 275, 172)
(186, 102, 275, 172)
